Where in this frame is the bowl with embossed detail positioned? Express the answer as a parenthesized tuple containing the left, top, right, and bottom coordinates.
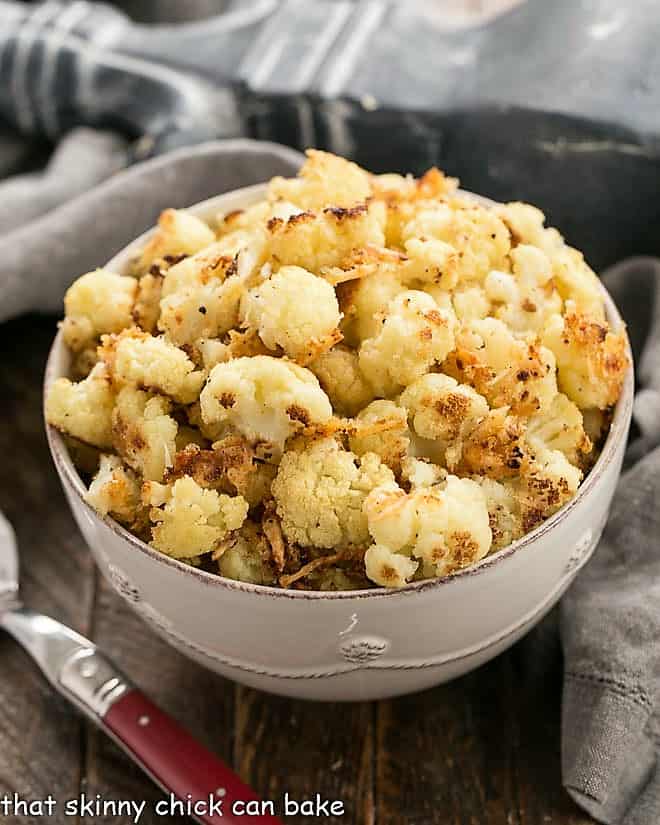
(44, 183, 633, 702)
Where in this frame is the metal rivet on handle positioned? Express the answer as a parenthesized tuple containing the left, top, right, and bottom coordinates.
(138, 715, 150, 727)
(80, 661, 98, 678)
(215, 788, 226, 798)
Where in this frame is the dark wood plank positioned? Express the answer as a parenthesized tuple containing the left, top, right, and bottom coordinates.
(234, 686, 374, 824)
(375, 654, 521, 825)
(511, 621, 594, 825)
(0, 316, 94, 824)
(80, 574, 237, 825)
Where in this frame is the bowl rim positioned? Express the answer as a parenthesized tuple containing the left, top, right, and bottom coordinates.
(44, 183, 635, 601)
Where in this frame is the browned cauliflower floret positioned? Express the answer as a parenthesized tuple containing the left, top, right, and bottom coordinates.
(309, 345, 375, 417)
(266, 202, 385, 273)
(401, 237, 459, 289)
(86, 454, 143, 525)
(46, 363, 115, 448)
(268, 149, 372, 210)
(200, 355, 333, 452)
(132, 271, 163, 334)
(372, 168, 458, 246)
(527, 393, 591, 465)
(475, 477, 523, 551)
(456, 407, 528, 479)
(518, 446, 581, 533)
(100, 328, 204, 404)
(444, 318, 557, 417)
(359, 290, 456, 396)
(272, 438, 395, 549)
(320, 244, 406, 287)
(112, 386, 178, 482)
(163, 436, 276, 508)
(349, 400, 410, 473)
(135, 208, 215, 273)
(543, 311, 628, 409)
(241, 266, 342, 363)
(400, 373, 489, 466)
(364, 474, 492, 586)
(145, 475, 248, 558)
(402, 201, 511, 284)
(199, 330, 270, 370)
(215, 521, 276, 585)
(61, 269, 136, 351)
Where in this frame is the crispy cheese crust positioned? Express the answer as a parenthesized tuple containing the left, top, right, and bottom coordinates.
(47, 150, 628, 589)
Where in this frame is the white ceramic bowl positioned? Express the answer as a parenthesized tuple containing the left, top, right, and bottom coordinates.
(44, 184, 634, 702)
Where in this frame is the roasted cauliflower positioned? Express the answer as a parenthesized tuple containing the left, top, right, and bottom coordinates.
(46, 150, 628, 589)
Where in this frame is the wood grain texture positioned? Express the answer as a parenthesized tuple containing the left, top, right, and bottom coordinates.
(0, 316, 92, 824)
(234, 686, 375, 824)
(0, 314, 595, 825)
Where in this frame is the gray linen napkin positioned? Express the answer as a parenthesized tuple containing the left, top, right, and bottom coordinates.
(1, 128, 659, 823)
(560, 258, 660, 825)
(0, 136, 303, 322)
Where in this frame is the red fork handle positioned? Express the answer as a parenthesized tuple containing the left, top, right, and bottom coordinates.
(104, 689, 281, 824)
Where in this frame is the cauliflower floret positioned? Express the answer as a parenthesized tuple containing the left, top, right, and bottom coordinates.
(268, 149, 372, 210)
(364, 475, 492, 585)
(241, 266, 342, 363)
(112, 386, 178, 482)
(402, 201, 510, 284)
(449, 286, 491, 322)
(474, 477, 523, 551)
(400, 374, 489, 465)
(359, 290, 456, 396)
(272, 438, 395, 548)
(364, 544, 419, 588)
(159, 275, 244, 350)
(198, 330, 270, 370)
(132, 271, 163, 334)
(495, 202, 564, 254)
(61, 269, 137, 351)
(266, 202, 385, 273)
(456, 407, 528, 479)
(163, 435, 276, 508)
(145, 475, 248, 559)
(400, 456, 445, 489)
(46, 363, 115, 448)
(349, 400, 410, 473)
(401, 237, 458, 289)
(216, 521, 276, 584)
(551, 248, 605, 320)
(309, 345, 375, 417)
(527, 393, 591, 465)
(320, 245, 406, 287)
(86, 454, 143, 525)
(486, 245, 562, 333)
(200, 356, 333, 452)
(338, 267, 405, 345)
(161, 238, 250, 297)
(100, 329, 204, 404)
(372, 168, 459, 246)
(444, 318, 557, 416)
(136, 208, 216, 273)
(543, 312, 628, 409)
(518, 446, 581, 532)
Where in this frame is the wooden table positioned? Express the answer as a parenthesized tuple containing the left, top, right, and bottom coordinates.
(0, 314, 593, 825)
